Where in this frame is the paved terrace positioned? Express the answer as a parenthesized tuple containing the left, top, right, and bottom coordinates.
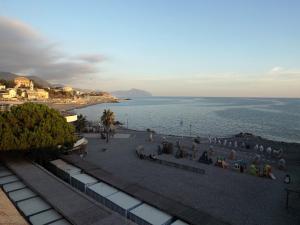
(71, 129, 299, 225)
(3, 159, 131, 225)
(61, 155, 227, 225)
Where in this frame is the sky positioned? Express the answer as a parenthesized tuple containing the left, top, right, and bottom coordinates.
(0, 0, 299, 97)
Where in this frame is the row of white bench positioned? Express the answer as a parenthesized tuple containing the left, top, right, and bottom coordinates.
(49, 159, 188, 225)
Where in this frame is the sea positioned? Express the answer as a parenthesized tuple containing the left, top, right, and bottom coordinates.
(75, 97, 300, 143)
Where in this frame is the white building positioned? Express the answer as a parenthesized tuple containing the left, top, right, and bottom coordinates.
(1, 89, 17, 99)
(63, 86, 73, 92)
(27, 89, 49, 100)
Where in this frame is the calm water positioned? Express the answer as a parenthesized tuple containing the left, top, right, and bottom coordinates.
(75, 97, 300, 143)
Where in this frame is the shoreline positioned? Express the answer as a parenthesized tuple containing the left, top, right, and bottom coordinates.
(0, 99, 121, 112)
(2, 99, 300, 146)
(86, 123, 300, 154)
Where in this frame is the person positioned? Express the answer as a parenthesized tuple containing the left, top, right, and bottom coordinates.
(228, 149, 236, 160)
(278, 158, 286, 170)
(192, 142, 197, 159)
(253, 154, 261, 164)
(234, 141, 238, 148)
(240, 164, 244, 173)
(149, 132, 153, 142)
(208, 145, 214, 157)
(250, 164, 257, 176)
(199, 151, 212, 164)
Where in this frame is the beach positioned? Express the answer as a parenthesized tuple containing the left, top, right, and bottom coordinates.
(0, 97, 121, 112)
(76, 127, 300, 225)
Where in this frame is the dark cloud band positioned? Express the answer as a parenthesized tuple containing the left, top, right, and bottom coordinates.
(0, 16, 104, 82)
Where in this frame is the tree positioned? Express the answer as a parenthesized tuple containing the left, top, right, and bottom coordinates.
(74, 114, 87, 132)
(100, 109, 115, 143)
(0, 103, 76, 152)
(0, 79, 15, 88)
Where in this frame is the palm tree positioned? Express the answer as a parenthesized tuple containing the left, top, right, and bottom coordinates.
(75, 114, 87, 133)
(100, 109, 115, 142)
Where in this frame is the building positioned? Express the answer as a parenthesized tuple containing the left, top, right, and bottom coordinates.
(0, 89, 17, 99)
(26, 89, 49, 100)
(61, 111, 78, 123)
(63, 86, 73, 92)
(14, 76, 31, 87)
(0, 83, 6, 90)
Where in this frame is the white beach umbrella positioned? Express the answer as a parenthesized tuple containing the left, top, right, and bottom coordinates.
(259, 145, 264, 153)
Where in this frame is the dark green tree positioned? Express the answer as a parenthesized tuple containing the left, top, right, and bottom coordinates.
(0, 103, 76, 152)
(100, 109, 115, 143)
(0, 79, 15, 88)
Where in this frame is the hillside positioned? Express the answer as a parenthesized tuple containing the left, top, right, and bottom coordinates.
(0, 72, 52, 88)
(112, 88, 152, 98)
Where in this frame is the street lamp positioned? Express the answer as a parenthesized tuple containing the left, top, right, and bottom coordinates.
(125, 113, 128, 129)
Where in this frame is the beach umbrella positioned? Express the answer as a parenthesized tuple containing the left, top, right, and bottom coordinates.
(259, 145, 264, 153)
(266, 147, 272, 154)
(208, 136, 212, 144)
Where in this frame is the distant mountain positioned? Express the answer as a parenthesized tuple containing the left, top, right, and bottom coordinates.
(0, 71, 53, 88)
(0, 72, 17, 80)
(112, 88, 152, 98)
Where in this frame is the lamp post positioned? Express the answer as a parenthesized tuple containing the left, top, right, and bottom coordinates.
(125, 113, 128, 129)
(189, 123, 192, 136)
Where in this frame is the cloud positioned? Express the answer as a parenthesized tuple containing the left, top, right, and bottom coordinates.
(267, 66, 300, 79)
(0, 16, 104, 82)
(75, 54, 106, 63)
(269, 67, 283, 73)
